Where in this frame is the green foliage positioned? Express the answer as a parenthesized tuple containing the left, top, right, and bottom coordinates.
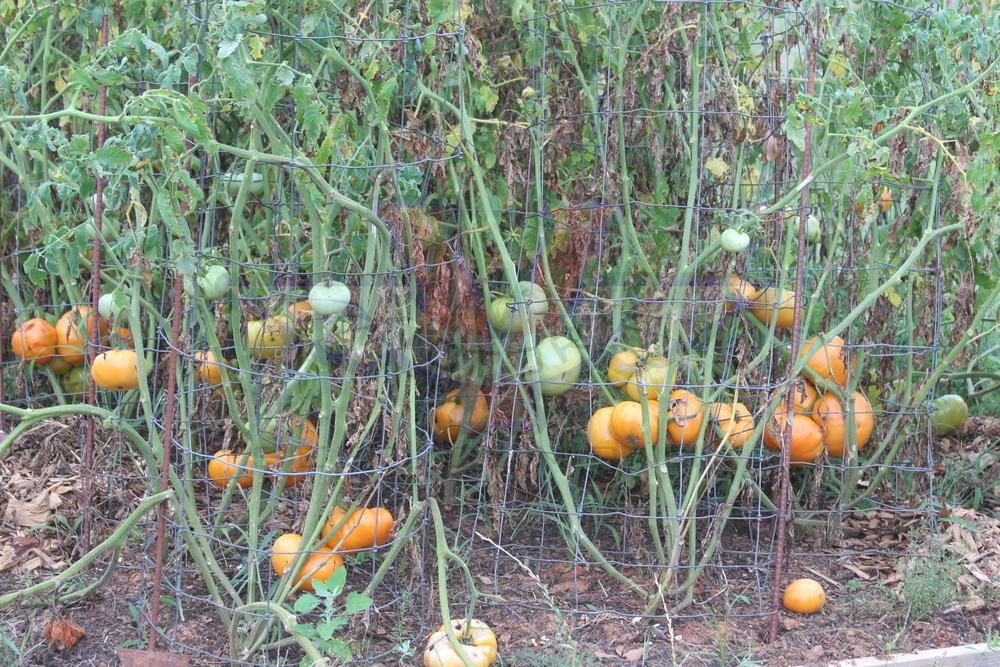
(290, 567, 374, 664)
(899, 547, 962, 622)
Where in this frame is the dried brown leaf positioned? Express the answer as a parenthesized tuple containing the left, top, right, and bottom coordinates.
(43, 617, 86, 651)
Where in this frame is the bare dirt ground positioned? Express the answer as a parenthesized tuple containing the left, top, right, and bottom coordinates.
(1, 418, 996, 666)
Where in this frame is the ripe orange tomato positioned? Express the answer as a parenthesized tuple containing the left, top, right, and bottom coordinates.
(623, 355, 674, 402)
(878, 186, 892, 213)
(666, 390, 704, 447)
(609, 400, 660, 448)
(763, 408, 824, 463)
(433, 387, 489, 444)
(114, 327, 135, 348)
(810, 391, 874, 457)
(587, 406, 634, 461)
(789, 377, 819, 412)
(270, 533, 303, 575)
(262, 413, 319, 454)
(55, 306, 111, 365)
(11, 318, 58, 364)
(723, 275, 757, 313)
(295, 550, 344, 592)
(748, 288, 797, 329)
(287, 300, 313, 324)
(91, 349, 140, 390)
(265, 444, 314, 488)
(270, 533, 345, 592)
(783, 578, 826, 614)
(710, 400, 754, 447)
(195, 350, 225, 385)
(208, 450, 254, 488)
(801, 335, 847, 385)
(425, 619, 498, 667)
(324, 506, 395, 552)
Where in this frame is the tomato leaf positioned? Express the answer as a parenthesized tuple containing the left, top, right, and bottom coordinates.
(217, 36, 243, 59)
(292, 593, 321, 614)
(344, 591, 373, 614)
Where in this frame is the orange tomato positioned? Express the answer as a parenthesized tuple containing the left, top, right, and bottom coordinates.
(115, 327, 135, 348)
(195, 350, 225, 385)
(789, 377, 819, 412)
(11, 318, 58, 364)
(609, 400, 660, 448)
(287, 299, 313, 323)
(54, 306, 111, 365)
(433, 387, 489, 444)
(763, 408, 824, 463)
(878, 186, 892, 213)
(91, 349, 140, 390)
(710, 401, 754, 447)
(270, 533, 303, 575)
(208, 449, 254, 488)
(266, 444, 314, 487)
(801, 335, 847, 385)
(324, 506, 395, 552)
(270, 533, 344, 592)
(424, 619, 497, 667)
(587, 406, 634, 461)
(262, 413, 319, 454)
(783, 578, 826, 614)
(723, 275, 757, 313)
(810, 391, 875, 457)
(295, 550, 344, 592)
(748, 288, 797, 329)
(666, 390, 704, 447)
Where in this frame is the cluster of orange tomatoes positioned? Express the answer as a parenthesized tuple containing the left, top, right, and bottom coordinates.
(9, 306, 139, 392)
(269, 506, 394, 592)
(589, 329, 875, 464)
(589, 347, 742, 461)
(585, 274, 874, 463)
(206, 414, 319, 489)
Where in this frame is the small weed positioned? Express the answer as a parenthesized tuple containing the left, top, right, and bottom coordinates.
(0, 624, 28, 666)
(500, 646, 603, 666)
(900, 548, 962, 622)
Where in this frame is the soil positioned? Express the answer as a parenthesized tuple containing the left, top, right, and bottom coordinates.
(0, 417, 996, 666)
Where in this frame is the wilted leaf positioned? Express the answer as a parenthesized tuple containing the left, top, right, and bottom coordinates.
(705, 156, 730, 180)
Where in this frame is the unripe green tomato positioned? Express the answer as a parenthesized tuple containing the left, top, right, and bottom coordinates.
(931, 394, 968, 436)
(308, 281, 351, 316)
(517, 281, 549, 316)
(62, 367, 87, 397)
(720, 229, 750, 253)
(532, 335, 582, 397)
(98, 293, 116, 319)
(197, 266, 230, 300)
(222, 172, 265, 197)
(488, 296, 519, 333)
(805, 214, 822, 243)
